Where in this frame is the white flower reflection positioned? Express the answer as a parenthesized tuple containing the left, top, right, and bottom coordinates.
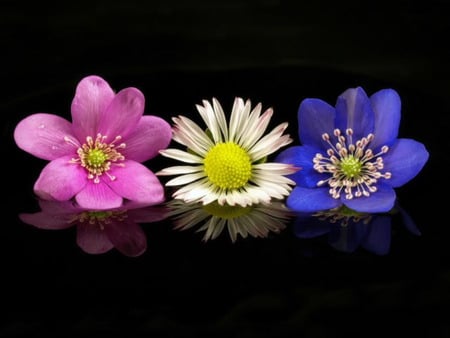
(166, 200, 293, 242)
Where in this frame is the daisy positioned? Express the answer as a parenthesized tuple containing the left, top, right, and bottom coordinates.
(157, 97, 298, 207)
(166, 200, 292, 242)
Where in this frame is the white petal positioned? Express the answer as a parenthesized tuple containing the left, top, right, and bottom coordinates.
(165, 172, 206, 186)
(156, 165, 204, 176)
(197, 100, 222, 143)
(228, 97, 245, 142)
(240, 107, 272, 149)
(212, 98, 228, 141)
(159, 149, 203, 164)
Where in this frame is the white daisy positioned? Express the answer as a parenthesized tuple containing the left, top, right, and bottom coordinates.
(166, 200, 293, 242)
(157, 97, 298, 207)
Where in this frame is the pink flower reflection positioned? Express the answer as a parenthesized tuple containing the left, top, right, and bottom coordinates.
(19, 199, 167, 257)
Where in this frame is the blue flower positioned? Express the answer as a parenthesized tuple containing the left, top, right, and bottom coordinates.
(276, 87, 429, 213)
(294, 203, 420, 255)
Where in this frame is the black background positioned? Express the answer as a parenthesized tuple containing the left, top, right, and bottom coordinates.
(1, 1, 449, 337)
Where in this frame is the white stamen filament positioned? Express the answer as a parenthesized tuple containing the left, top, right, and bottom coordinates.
(313, 128, 391, 200)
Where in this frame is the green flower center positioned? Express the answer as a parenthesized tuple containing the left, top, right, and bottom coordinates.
(86, 149, 108, 168)
(313, 129, 391, 200)
(313, 205, 372, 227)
(203, 201, 252, 219)
(340, 155, 362, 178)
(76, 210, 128, 229)
(67, 133, 126, 183)
(203, 142, 252, 189)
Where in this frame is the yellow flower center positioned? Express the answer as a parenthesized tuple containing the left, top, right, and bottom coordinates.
(76, 210, 128, 230)
(203, 142, 252, 189)
(340, 155, 362, 178)
(313, 129, 391, 200)
(202, 201, 252, 219)
(67, 134, 126, 183)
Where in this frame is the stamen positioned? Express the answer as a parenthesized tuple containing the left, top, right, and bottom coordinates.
(68, 134, 126, 183)
(312, 128, 391, 200)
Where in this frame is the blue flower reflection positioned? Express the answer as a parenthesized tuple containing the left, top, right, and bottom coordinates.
(294, 203, 420, 255)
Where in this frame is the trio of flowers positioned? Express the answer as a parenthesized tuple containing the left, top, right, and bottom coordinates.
(14, 75, 429, 234)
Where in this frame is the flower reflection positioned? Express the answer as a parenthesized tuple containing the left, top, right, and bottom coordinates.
(293, 203, 420, 255)
(166, 200, 293, 242)
(19, 199, 167, 257)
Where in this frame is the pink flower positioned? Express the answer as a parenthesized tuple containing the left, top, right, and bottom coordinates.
(19, 199, 168, 257)
(14, 75, 172, 209)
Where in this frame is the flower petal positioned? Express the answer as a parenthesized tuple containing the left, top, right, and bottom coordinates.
(275, 145, 327, 188)
(382, 138, 429, 187)
(98, 87, 145, 140)
(121, 116, 172, 162)
(34, 156, 87, 201)
(19, 212, 74, 230)
(294, 214, 331, 238)
(370, 89, 401, 149)
(329, 221, 368, 253)
(286, 187, 342, 212)
(127, 205, 169, 223)
(298, 98, 336, 147)
(361, 216, 391, 255)
(105, 220, 147, 257)
(343, 184, 396, 213)
(37, 199, 82, 215)
(76, 223, 114, 255)
(14, 113, 78, 160)
(335, 87, 374, 141)
(71, 75, 115, 141)
(107, 161, 165, 205)
(75, 181, 123, 210)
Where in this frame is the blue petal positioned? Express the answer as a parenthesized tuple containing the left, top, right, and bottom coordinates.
(343, 184, 396, 213)
(293, 213, 331, 238)
(396, 203, 421, 236)
(298, 98, 335, 148)
(287, 187, 342, 213)
(361, 216, 391, 255)
(275, 145, 328, 188)
(335, 87, 375, 142)
(370, 89, 401, 150)
(382, 138, 429, 187)
(329, 220, 368, 253)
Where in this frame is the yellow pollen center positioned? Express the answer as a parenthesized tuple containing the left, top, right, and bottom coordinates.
(67, 134, 126, 184)
(203, 142, 252, 189)
(340, 155, 362, 178)
(203, 201, 252, 219)
(87, 149, 108, 168)
(76, 210, 128, 229)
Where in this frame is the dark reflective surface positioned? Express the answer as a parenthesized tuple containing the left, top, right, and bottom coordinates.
(2, 1, 449, 337)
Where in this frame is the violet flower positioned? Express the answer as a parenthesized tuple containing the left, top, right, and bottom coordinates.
(276, 87, 429, 213)
(19, 199, 168, 257)
(14, 75, 172, 209)
(294, 203, 420, 255)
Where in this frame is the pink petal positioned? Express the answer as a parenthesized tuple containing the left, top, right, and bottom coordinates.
(105, 219, 147, 257)
(75, 181, 123, 210)
(76, 222, 114, 255)
(127, 205, 169, 223)
(14, 113, 78, 160)
(122, 116, 172, 162)
(107, 161, 165, 205)
(71, 75, 115, 141)
(19, 212, 74, 230)
(37, 199, 82, 215)
(34, 156, 87, 201)
(97, 87, 145, 140)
